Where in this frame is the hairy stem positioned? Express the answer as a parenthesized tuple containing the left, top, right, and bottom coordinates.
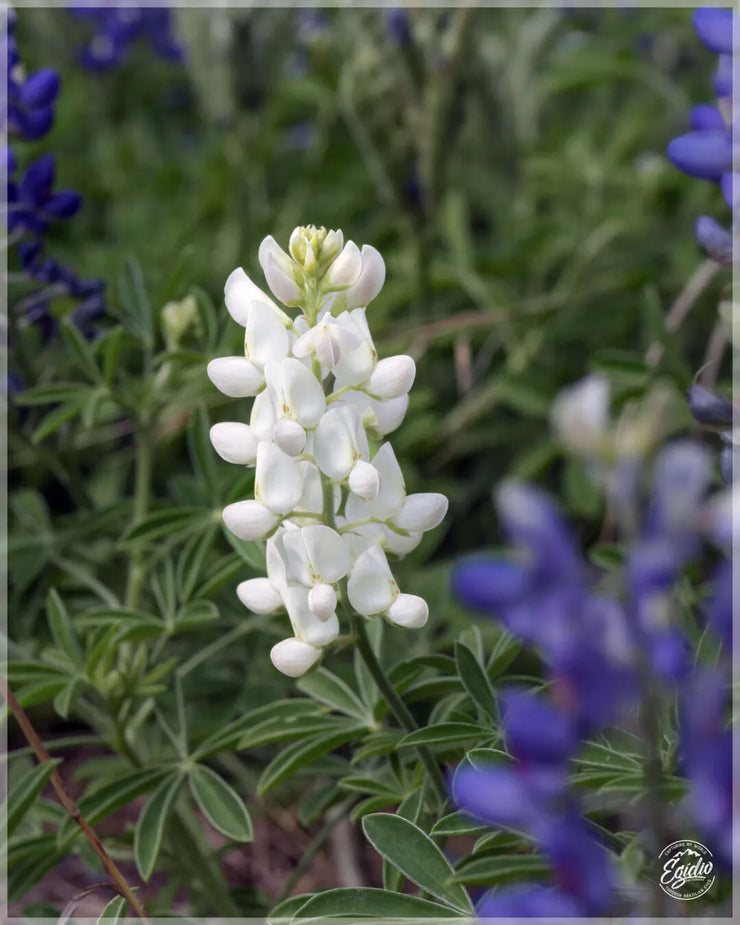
(346, 603, 448, 810)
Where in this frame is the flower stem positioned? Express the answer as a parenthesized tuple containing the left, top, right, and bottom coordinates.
(125, 423, 152, 609)
(346, 603, 448, 810)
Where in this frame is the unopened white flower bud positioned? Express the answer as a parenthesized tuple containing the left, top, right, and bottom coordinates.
(223, 500, 279, 541)
(270, 637, 322, 677)
(325, 240, 362, 288)
(308, 583, 337, 621)
(274, 418, 307, 457)
(210, 422, 258, 465)
(395, 493, 449, 533)
(207, 357, 263, 398)
(264, 253, 302, 306)
(349, 460, 380, 501)
(237, 577, 283, 614)
(365, 355, 416, 400)
(387, 594, 429, 628)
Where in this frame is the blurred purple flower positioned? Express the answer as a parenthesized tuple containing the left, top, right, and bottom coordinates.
(666, 130, 731, 181)
(692, 7, 733, 56)
(8, 153, 81, 235)
(70, 6, 184, 71)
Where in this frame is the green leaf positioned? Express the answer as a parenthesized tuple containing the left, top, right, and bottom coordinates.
(362, 814, 473, 913)
(297, 668, 371, 721)
(453, 853, 548, 886)
(188, 403, 217, 493)
(431, 810, 489, 838)
(101, 326, 125, 387)
(192, 286, 218, 350)
(134, 773, 184, 881)
(175, 599, 219, 629)
(351, 795, 399, 823)
(7, 760, 61, 836)
(97, 894, 129, 924)
(286, 887, 466, 921)
(192, 553, 245, 599)
(193, 699, 325, 759)
(31, 399, 86, 444)
(487, 631, 521, 680)
(60, 317, 103, 383)
(119, 507, 209, 546)
(116, 257, 153, 344)
(188, 764, 253, 842)
(455, 641, 498, 725)
(258, 721, 365, 796)
(351, 730, 403, 763)
(14, 383, 92, 406)
(383, 791, 425, 893)
(47, 589, 83, 666)
(396, 723, 484, 749)
(176, 525, 218, 603)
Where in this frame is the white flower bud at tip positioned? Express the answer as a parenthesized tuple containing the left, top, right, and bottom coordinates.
(387, 594, 429, 628)
(237, 578, 283, 614)
(207, 357, 263, 398)
(223, 500, 279, 541)
(273, 418, 307, 457)
(365, 355, 416, 400)
(349, 460, 380, 501)
(270, 638, 322, 677)
(395, 493, 448, 533)
(308, 583, 337, 622)
(210, 422, 258, 465)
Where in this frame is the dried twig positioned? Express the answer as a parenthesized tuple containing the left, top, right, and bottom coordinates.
(1, 676, 151, 924)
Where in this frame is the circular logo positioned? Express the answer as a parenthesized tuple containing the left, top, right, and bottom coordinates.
(658, 840, 715, 901)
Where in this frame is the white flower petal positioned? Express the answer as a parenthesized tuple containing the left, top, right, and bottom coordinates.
(342, 244, 386, 309)
(347, 544, 397, 615)
(314, 406, 358, 480)
(250, 389, 277, 442)
(285, 587, 340, 645)
(207, 357, 263, 398)
(255, 442, 304, 513)
(370, 394, 409, 437)
(265, 252, 302, 306)
(282, 357, 326, 428)
(332, 309, 376, 386)
(395, 493, 448, 533)
(274, 418, 307, 456)
(325, 240, 362, 287)
(224, 267, 279, 325)
(387, 594, 428, 628)
(349, 460, 380, 501)
(270, 637, 322, 677)
(210, 422, 258, 465)
(237, 578, 283, 614)
(365, 355, 416, 400)
(308, 583, 337, 622)
(259, 235, 294, 276)
(266, 535, 288, 595)
(246, 301, 290, 368)
(223, 500, 279, 540)
(302, 524, 351, 583)
(369, 443, 406, 520)
(383, 526, 423, 556)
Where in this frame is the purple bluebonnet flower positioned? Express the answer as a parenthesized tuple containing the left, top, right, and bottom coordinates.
(6, 12, 106, 338)
(679, 669, 732, 865)
(70, 6, 184, 71)
(5, 14, 60, 141)
(667, 8, 736, 264)
(687, 384, 736, 482)
(8, 153, 81, 235)
(386, 8, 412, 47)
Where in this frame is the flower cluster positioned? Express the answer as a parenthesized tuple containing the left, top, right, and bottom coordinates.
(69, 6, 184, 71)
(450, 377, 733, 913)
(208, 226, 448, 677)
(667, 7, 735, 264)
(687, 383, 736, 482)
(5, 12, 105, 339)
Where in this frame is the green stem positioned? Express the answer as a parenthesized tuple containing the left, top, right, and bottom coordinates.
(346, 603, 448, 810)
(125, 424, 152, 609)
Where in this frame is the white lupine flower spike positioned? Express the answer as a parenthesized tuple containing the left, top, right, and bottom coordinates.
(207, 225, 448, 677)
